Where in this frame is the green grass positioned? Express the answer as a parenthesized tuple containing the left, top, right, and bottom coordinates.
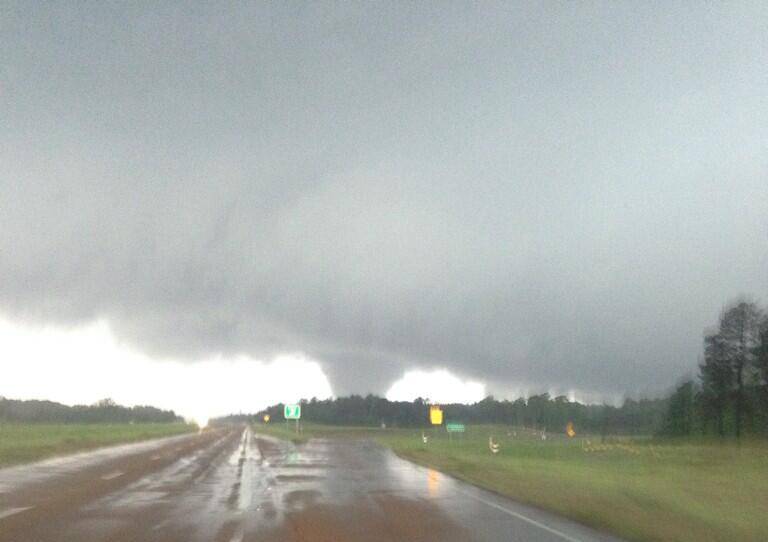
(0, 422, 196, 467)
(254, 422, 768, 542)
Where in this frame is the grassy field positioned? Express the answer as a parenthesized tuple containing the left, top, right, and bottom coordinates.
(0, 422, 196, 467)
(254, 422, 768, 542)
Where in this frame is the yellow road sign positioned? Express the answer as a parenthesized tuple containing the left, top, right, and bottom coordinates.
(566, 421, 576, 437)
(429, 405, 443, 425)
(263, 414, 270, 423)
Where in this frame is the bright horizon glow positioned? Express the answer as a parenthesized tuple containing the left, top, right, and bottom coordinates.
(386, 369, 486, 404)
(0, 317, 333, 426)
(0, 317, 624, 423)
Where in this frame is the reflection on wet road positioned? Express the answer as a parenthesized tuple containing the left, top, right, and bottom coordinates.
(0, 427, 620, 541)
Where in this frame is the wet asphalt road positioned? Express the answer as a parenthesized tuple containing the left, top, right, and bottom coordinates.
(0, 427, 621, 542)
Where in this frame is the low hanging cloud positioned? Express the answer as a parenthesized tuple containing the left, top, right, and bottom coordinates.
(387, 370, 486, 405)
(1, 3, 766, 400)
(0, 316, 333, 425)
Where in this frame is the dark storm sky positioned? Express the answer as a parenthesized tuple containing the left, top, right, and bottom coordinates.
(2, 2, 766, 398)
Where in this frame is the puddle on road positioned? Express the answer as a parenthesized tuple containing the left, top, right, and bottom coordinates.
(81, 487, 172, 512)
(279, 462, 332, 470)
(283, 489, 321, 510)
(274, 474, 322, 483)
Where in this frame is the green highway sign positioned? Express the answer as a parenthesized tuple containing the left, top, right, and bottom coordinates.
(284, 404, 301, 420)
(446, 423, 465, 433)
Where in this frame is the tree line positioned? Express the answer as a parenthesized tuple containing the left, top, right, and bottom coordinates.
(217, 393, 667, 435)
(0, 397, 184, 424)
(661, 298, 768, 439)
(220, 298, 768, 439)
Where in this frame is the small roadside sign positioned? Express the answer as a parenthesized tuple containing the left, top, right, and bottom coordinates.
(429, 405, 443, 425)
(284, 404, 301, 420)
(566, 421, 576, 437)
(446, 423, 465, 433)
(263, 414, 270, 423)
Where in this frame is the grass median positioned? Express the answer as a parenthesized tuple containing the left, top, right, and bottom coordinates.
(0, 422, 196, 467)
(253, 422, 768, 542)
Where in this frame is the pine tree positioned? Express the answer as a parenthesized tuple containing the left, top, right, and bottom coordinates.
(661, 380, 695, 436)
(700, 332, 732, 437)
(756, 315, 768, 431)
(718, 300, 763, 440)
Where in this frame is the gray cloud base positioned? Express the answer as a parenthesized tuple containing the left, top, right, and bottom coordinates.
(1, 3, 766, 398)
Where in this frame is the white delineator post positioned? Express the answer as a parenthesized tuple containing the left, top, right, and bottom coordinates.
(489, 436, 500, 454)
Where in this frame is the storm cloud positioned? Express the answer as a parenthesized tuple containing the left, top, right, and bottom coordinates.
(2, 2, 766, 398)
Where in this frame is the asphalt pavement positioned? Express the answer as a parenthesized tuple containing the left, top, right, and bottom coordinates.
(0, 427, 622, 542)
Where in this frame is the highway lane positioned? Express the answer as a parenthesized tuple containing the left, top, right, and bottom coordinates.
(0, 427, 621, 542)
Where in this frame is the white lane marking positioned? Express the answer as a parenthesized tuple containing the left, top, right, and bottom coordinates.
(229, 428, 251, 466)
(101, 470, 124, 480)
(0, 506, 34, 520)
(151, 455, 163, 461)
(459, 490, 584, 542)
